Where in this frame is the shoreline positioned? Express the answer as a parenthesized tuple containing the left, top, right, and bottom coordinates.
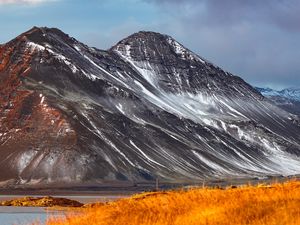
(0, 175, 299, 196)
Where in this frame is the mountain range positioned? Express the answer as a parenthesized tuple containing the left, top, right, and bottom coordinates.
(256, 87, 300, 116)
(257, 87, 300, 101)
(1, 27, 300, 187)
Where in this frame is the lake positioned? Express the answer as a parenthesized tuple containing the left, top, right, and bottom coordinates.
(0, 206, 60, 225)
(0, 195, 126, 225)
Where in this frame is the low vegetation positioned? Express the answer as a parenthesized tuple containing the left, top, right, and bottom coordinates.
(45, 181, 300, 225)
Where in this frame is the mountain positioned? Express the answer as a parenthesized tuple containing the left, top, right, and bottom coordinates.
(280, 88, 300, 101)
(1, 27, 300, 187)
(257, 87, 300, 101)
(256, 87, 281, 97)
(256, 87, 300, 116)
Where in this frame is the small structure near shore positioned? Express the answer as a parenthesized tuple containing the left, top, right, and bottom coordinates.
(0, 196, 83, 207)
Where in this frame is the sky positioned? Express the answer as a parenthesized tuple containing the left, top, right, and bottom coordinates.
(0, 0, 299, 89)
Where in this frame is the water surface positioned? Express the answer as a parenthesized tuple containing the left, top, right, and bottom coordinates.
(0, 206, 60, 225)
(0, 195, 126, 225)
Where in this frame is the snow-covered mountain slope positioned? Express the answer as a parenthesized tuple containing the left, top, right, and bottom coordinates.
(1, 27, 300, 186)
(257, 87, 300, 101)
(280, 88, 300, 101)
(256, 87, 300, 116)
(256, 87, 281, 97)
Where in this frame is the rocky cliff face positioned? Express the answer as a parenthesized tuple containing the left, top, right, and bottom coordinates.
(1, 27, 300, 186)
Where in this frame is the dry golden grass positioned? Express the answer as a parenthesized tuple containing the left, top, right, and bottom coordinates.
(46, 181, 300, 225)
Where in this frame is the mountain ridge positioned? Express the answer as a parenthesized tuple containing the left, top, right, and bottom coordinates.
(257, 87, 300, 101)
(1, 27, 300, 187)
(256, 86, 300, 116)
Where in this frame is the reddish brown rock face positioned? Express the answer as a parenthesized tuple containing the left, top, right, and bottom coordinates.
(0, 32, 78, 183)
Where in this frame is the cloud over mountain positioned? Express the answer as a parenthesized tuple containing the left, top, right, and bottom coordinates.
(143, 0, 300, 88)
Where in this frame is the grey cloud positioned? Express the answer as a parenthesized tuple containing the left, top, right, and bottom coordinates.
(142, 0, 300, 88)
(0, 0, 58, 5)
(146, 0, 300, 32)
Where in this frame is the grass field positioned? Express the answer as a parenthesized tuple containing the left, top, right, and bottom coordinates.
(45, 180, 300, 225)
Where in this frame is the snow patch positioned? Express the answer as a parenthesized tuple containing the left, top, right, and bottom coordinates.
(17, 150, 38, 173)
(26, 42, 45, 52)
(130, 140, 166, 168)
(166, 38, 205, 63)
(116, 103, 125, 115)
(40, 96, 45, 104)
(46, 48, 79, 73)
(192, 150, 229, 174)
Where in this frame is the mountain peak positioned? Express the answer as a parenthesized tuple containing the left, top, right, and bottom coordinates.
(111, 30, 207, 65)
(27, 26, 71, 42)
(111, 30, 170, 54)
(4, 26, 72, 48)
(23, 26, 68, 37)
(115, 31, 169, 44)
